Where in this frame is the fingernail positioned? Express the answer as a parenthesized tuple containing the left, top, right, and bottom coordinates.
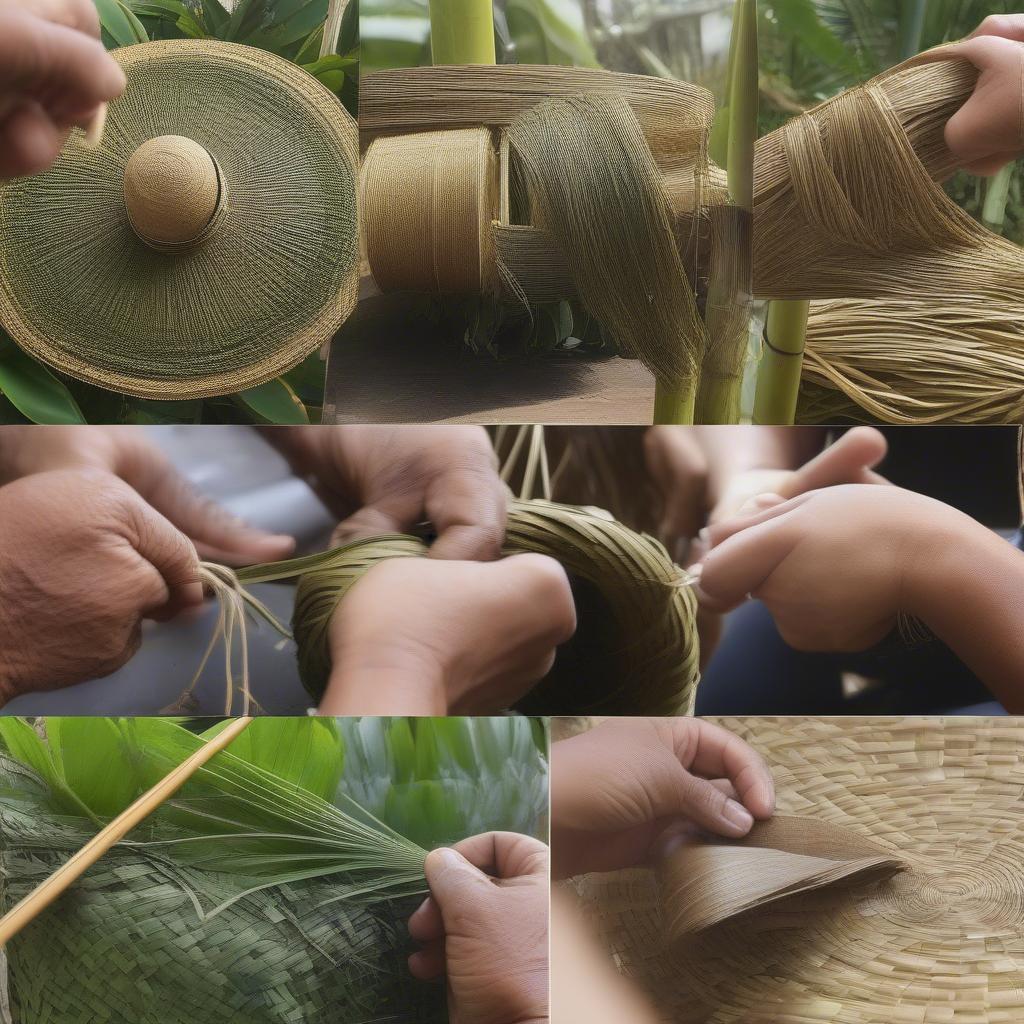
(722, 799, 754, 834)
(698, 526, 710, 547)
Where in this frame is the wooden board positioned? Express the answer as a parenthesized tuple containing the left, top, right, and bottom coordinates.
(324, 294, 656, 424)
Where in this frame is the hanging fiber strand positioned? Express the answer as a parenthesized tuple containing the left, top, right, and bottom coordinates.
(754, 54, 1024, 425)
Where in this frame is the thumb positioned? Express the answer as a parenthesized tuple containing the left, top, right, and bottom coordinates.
(423, 847, 494, 928)
(646, 763, 757, 839)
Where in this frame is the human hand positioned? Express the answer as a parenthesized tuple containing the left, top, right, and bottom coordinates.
(695, 483, 979, 652)
(0, 0, 126, 178)
(551, 717, 774, 879)
(0, 469, 203, 701)
(940, 17, 1024, 175)
(703, 426, 888, 536)
(0, 426, 294, 566)
(408, 832, 548, 1024)
(320, 553, 576, 715)
(268, 426, 508, 561)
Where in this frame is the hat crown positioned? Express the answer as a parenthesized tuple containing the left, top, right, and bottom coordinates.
(123, 135, 224, 250)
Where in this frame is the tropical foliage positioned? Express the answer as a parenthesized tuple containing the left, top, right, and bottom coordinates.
(0, 715, 547, 1023)
(0, 0, 358, 425)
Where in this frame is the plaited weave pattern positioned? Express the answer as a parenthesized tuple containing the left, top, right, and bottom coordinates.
(574, 717, 1024, 1023)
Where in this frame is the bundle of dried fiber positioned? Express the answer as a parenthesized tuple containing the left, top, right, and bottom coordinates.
(796, 297, 1024, 424)
(753, 56, 1024, 303)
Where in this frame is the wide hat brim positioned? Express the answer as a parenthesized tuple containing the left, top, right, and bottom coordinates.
(0, 40, 359, 400)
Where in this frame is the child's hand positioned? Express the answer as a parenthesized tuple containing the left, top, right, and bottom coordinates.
(941, 17, 1024, 175)
(0, 0, 126, 178)
(551, 717, 774, 879)
(695, 484, 978, 653)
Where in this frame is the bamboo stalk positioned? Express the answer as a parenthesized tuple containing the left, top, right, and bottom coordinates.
(982, 163, 1014, 234)
(694, 0, 756, 424)
(654, 381, 697, 425)
(0, 717, 253, 946)
(320, 0, 349, 58)
(429, 0, 496, 65)
(753, 299, 809, 424)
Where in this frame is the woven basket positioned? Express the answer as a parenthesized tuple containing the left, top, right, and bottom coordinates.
(573, 717, 1024, 1023)
(0, 40, 359, 400)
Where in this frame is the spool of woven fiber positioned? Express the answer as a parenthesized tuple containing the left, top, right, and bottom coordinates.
(240, 498, 699, 716)
(360, 127, 498, 293)
(753, 56, 1024, 303)
(0, 40, 359, 400)
(357, 64, 715, 410)
(796, 297, 1024, 424)
(574, 717, 1024, 1023)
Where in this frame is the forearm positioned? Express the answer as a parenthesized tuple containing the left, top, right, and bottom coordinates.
(908, 523, 1024, 709)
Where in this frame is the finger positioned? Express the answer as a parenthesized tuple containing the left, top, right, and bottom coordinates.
(408, 944, 445, 981)
(408, 895, 444, 943)
(425, 471, 507, 561)
(702, 492, 809, 550)
(450, 831, 550, 880)
(661, 767, 756, 838)
(968, 14, 1024, 42)
(779, 427, 887, 498)
(963, 151, 1019, 176)
(331, 504, 408, 546)
(0, 100, 65, 177)
(684, 720, 775, 819)
(695, 513, 799, 614)
(422, 847, 495, 930)
(732, 492, 788, 518)
(18, 0, 101, 38)
(942, 38, 1024, 165)
(4, 14, 126, 113)
(126, 502, 204, 619)
(148, 480, 295, 566)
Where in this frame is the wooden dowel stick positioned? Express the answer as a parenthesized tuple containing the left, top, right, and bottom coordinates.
(0, 716, 253, 947)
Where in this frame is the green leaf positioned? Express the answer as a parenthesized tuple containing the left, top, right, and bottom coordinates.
(46, 718, 140, 818)
(282, 350, 327, 404)
(130, 0, 207, 37)
(199, 718, 344, 802)
(0, 342, 86, 424)
(95, 0, 149, 46)
(294, 23, 325, 63)
(234, 378, 310, 424)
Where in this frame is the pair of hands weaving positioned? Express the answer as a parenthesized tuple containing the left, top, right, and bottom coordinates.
(1, 424, 1023, 711)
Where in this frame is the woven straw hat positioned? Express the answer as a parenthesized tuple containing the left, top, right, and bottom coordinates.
(572, 717, 1024, 1023)
(0, 40, 359, 399)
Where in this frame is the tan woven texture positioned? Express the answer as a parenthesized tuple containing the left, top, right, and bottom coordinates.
(357, 65, 716, 395)
(754, 56, 1024, 425)
(0, 40, 359, 400)
(236, 497, 700, 717)
(573, 717, 1024, 1023)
